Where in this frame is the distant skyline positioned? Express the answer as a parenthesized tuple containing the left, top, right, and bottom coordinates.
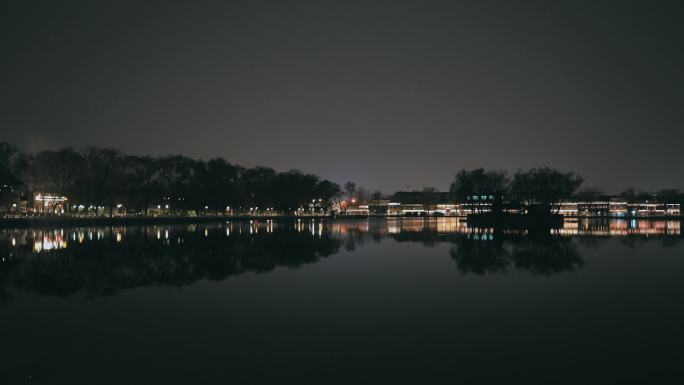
(2, 1, 683, 193)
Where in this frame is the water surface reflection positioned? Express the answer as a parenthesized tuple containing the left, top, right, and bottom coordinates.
(0, 218, 680, 302)
(1, 218, 684, 384)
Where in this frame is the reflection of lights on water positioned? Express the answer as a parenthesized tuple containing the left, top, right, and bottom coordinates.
(116, 232, 122, 242)
(165, 230, 169, 239)
(157, 230, 161, 240)
(32, 234, 68, 253)
(11, 237, 16, 246)
(204, 229, 208, 237)
(226, 228, 230, 236)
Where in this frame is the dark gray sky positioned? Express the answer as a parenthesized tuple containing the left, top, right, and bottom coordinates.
(2, 0, 683, 193)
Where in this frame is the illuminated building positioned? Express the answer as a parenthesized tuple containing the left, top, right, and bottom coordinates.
(33, 193, 68, 214)
(578, 202, 610, 216)
(608, 200, 629, 216)
(628, 203, 668, 217)
(666, 204, 680, 216)
(368, 200, 403, 215)
(554, 201, 679, 217)
(345, 204, 369, 215)
(434, 204, 459, 216)
(400, 204, 426, 216)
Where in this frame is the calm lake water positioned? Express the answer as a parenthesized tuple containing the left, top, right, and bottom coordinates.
(1, 218, 682, 384)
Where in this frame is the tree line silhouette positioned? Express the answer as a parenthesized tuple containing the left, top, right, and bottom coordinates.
(449, 167, 684, 213)
(2, 142, 682, 217)
(0, 142, 342, 214)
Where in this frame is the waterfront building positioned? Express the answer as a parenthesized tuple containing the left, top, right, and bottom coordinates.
(459, 200, 491, 215)
(345, 204, 369, 215)
(400, 204, 426, 216)
(608, 200, 629, 216)
(666, 204, 680, 216)
(555, 200, 625, 217)
(578, 202, 610, 216)
(33, 192, 68, 214)
(434, 204, 459, 216)
(368, 199, 396, 215)
(553, 201, 679, 217)
(628, 203, 668, 217)
(388, 202, 402, 215)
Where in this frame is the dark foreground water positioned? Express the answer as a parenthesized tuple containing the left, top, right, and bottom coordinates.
(1, 218, 682, 384)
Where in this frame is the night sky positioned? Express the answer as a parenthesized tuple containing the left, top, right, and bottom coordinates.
(2, 1, 682, 193)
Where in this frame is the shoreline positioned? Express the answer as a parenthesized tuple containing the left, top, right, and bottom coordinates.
(0, 214, 681, 228)
(0, 215, 331, 229)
